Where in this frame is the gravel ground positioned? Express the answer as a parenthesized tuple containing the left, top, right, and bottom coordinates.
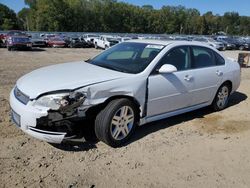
(0, 48, 250, 188)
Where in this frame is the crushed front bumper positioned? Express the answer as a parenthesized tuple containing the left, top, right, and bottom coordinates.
(10, 89, 68, 143)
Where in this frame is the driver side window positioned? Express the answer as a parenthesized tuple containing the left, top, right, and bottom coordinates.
(156, 46, 190, 72)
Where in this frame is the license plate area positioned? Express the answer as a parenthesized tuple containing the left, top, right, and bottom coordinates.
(11, 110, 21, 127)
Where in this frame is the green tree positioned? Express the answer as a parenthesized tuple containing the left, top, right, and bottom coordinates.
(11, 0, 250, 35)
(0, 3, 19, 30)
(18, 8, 30, 30)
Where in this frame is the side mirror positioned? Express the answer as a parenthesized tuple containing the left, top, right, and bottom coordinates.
(158, 64, 177, 74)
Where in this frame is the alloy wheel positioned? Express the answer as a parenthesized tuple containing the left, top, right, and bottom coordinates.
(110, 106, 134, 141)
(217, 86, 229, 109)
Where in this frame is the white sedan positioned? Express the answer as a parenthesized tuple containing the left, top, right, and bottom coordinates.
(10, 40, 241, 147)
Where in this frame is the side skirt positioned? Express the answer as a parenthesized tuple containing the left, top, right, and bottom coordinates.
(139, 102, 210, 126)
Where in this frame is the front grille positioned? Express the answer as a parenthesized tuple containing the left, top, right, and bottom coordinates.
(14, 87, 30, 105)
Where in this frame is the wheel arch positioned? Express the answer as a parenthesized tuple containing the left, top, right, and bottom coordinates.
(221, 80, 232, 93)
(211, 80, 232, 111)
(85, 95, 141, 119)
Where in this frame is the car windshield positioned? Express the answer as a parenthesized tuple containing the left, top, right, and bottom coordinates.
(89, 42, 165, 74)
(8, 31, 27, 36)
(13, 37, 30, 42)
(107, 38, 116, 41)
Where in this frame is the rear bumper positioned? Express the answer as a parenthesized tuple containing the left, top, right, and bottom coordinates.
(10, 89, 67, 143)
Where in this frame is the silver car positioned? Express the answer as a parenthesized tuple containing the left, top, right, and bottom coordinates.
(10, 40, 241, 147)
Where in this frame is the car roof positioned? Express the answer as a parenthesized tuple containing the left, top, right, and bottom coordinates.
(127, 39, 213, 47)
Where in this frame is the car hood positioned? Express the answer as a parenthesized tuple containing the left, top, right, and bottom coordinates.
(17, 61, 128, 99)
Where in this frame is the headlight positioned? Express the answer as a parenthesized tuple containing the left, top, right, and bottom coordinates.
(34, 93, 70, 110)
(33, 92, 86, 111)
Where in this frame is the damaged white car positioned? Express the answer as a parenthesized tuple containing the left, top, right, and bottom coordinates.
(10, 40, 241, 147)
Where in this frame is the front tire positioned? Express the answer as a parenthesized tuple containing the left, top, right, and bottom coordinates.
(95, 99, 138, 147)
(212, 83, 231, 111)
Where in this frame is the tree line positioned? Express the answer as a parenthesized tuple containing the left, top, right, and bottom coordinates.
(1, 0, 250, 35)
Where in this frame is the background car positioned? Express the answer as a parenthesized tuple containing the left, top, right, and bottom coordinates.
(31, 38, 47, 48)
(242, 38, 250, 50)
(47, 37, 66, 48)
(216, 36, 245, 50)
(66, 37, 92, 48)
(0, 33, 7, 47)
(215, 38, 236, 50)
(94, 35, 120, 49)
(6, 31, 32, 51)
(192, 37, 225, 51)
(82, 34, 99, 47)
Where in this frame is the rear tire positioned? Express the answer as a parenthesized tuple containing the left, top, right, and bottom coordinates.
(95, 99, 138, 147)
(212, 83, 231, 111)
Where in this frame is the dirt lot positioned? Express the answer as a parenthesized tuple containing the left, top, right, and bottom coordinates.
(0, 48, 250, 188)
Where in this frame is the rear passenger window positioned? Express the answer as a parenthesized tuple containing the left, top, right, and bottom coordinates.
(191, 47, 216, 68)
(214, 52, 225, 65)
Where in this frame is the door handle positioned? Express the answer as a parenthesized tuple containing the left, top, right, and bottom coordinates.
(216, 70, 223, 76)
(184, 75, 193, 81)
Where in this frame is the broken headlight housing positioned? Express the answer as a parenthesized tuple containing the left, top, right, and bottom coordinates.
(34, 92, 86, 111)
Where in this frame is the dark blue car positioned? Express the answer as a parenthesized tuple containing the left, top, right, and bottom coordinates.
(6, 31, 32, 51)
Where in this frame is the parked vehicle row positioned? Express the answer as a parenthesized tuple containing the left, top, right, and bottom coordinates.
(192, 37, 224, 51)
(214, 36, 250, 50)
(1, 30, 250, 51)
(65, 37, 93, 48)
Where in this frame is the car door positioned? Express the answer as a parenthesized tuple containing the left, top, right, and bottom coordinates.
(147, 46, 194, 117)
(189, 46, 224, 105)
